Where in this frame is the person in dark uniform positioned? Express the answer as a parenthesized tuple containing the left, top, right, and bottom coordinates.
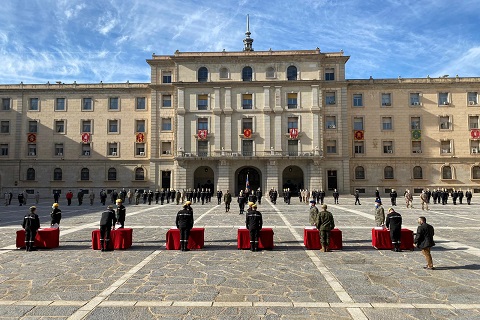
(285, 188, 291, 205)
(192, 189, 197, 203)
(155, 189, 160, 204)
(224, 190, 232, 212)
(385, 207, 402, 252)
(466, 189, 473, 205)
(148, 190, 154, 205)
(115, 199, 126, 228)
(319, 189, 326, 205)
(166, 188, 171, 204)
(452, 189, 458, 205)
(375, 188, 381, 202)
(50, 203, 62, 227)
(238, 190, 246, 214)
(217, 190, 223, 205)
(432, 189, 438, 204)
(99, 205, 116, 251)
(333, 189, 339, 204)
(100, 189, 107, 205)
(77, 189, 84, 205)
(389, 189, 397, 206)
(142, 190, 148, 204)
(256, 188, 262, 205)
(159, 189, 165, 205)
(196, 188, 201, 203)
(22, 206, 40, 251)
(458, 189, 464, 204)
(54, 191, 60, 204)
(248, 191, 257, 204)
(270, 188, 278, 204)
(246, 203, 263, 251)
(201, 188, 207, 205)
(414, 216, 435, 270)
(18, 192, 24, 206)
(176, 201, 194, 251)
(354, 189, 360, 205)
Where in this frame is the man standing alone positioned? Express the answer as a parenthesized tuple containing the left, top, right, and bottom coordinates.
(414, 216, 435, 270)
(315, 204, 335, 252)
(176, 201, 194, 251)
(22, 206, 40, 252)
(246, 203, 263, 251)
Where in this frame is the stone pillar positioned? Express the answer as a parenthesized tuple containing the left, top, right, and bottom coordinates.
(266, 160, 279, 191)
(217, 160, 231, 192)
(310, 160, 323, 190)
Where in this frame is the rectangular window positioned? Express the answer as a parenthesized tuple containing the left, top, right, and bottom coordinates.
(243, 140, 254, 156)
(55, 143, 64, 156)
(287, 117, 298, 132)
(198, 141, 209, 157)
(30, 98, 39, 111)
(287, 140, 298, 156)
(29, 121, 38, 133)
(161, 118, 172, 131)
(108, 142, 118, 156)
(28, 144, 37, 156)
(162, 95, 171, 108)
(325, 68, 335, 81)
(438, 92, 449, 105)
(136, 120, 146, 133)
(353, 94, 363, 107)
(82, 98, 93, 111)
(109, 97, 119, 110)
(411, 117, 421, 130)
(242, 118, 253, 131)
(354, 141, 364, 154)
(470, 140, 480, 154)
(326, 116, 336, 129)
(410, 93, 421, 106)
(242, 94, 253, 109)
(136, 143, 146, 156)
(136, 97, 146, 110)
(0, 121, 9, 133)
(439, 116, 451, 130)
(108, 120, 118, 133)
(325, 92, 336, 105)
(383, 141, 393, 154)
(198, 94, 208, 110)
(55, 98, 65, 111)
(287, 93, 297, 109)
(381, 93, 392, 106)
(197, 118, 208, 130)
(353, 117, 364, 130)
(326, 140, 337, 154)
(412, 141, 422, 154)
(82, 120, 92, 133)
(0, 144, 8, 156)
(162, 71, 172, 83)
(82, 143, 91, 156)
(441, 140, 451, 154)
(55, 120, 65, 133)
(469, 116, 479, 129)
(161, 141, 172, 155)
(382, 117, 393, 130)
(468, 92, 478, 105)
(2, 98, 10, 111)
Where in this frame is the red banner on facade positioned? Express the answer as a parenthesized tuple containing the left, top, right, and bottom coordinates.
(471, 129, 480, 139)
(198, 129, 208, 140)
(136, 132, 145, 143)
(27, 133, 36, 143)
(243, 128, 252, 138)
(81, 133, 90, 143)
(289, 128, 298, 139)
(354, 130, 364, 140)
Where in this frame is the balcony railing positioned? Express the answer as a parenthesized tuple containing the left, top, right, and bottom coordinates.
(176, 150, 322, 158)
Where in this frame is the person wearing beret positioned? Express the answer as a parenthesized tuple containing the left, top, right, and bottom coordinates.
(374, 199, 385, 227)
(176, 201, 194, 251)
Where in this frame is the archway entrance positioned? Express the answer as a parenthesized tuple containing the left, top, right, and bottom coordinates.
(236, 167, 261, 196)
(193, 166, 214, 194)
(282, 166, 304, 196)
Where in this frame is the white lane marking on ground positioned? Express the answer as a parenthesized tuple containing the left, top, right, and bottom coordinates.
(194, 205, 219, 223)
(267, 200, 368, 320)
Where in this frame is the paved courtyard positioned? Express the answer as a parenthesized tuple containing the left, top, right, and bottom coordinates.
(0, 194, 480, 319)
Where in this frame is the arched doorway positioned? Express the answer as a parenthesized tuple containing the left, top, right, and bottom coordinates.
(282, 166, 304, 196)
(193, 166, 214, 194)
(236, 167, 261, 196)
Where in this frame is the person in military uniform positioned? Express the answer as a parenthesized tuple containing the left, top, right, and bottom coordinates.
(309, 199, 319, 226)
(375, 188, 381, 202)
(432, 189, 438, 204)
(246, 203, 263, 251)
(50, 203, 62, 227)
(319, 189, 326, 205)
(333, 189, 339, 204)
(176, 189, 182, 205)
(374, 199, 384, 227)
(155, 189, 160, 204)
(385, 207, 402, 252)
(458, 189, 464, 204)
(148, 190, 154, 205)
(77, 189, 84, 205)
(201, 188, 207, 205)
(420, 190, 429, 211)
(159, 189, 165, 205)
(99, 205, 117, 251)
(115, 199, 126, 228)
(389, 189, 397, 206)
(22, 206, 40, 251)
(248, 190, 257, 204)
(285, 188, 291, 205)
(354, 189, 360, 205)
(100, 189, 107, 205)
(216, 190, 223, 205)
(237, 190, 246, 214)
(452, 189, 458, 205)
(18, 192, 24, 206)
(176, 201, 194, 251)
(223, 190, 232, 212)
(270, 188, 278, 204)
(256, 188, 262, 205)
(315, 204, 335, 252)
(466, 189, 473, 205)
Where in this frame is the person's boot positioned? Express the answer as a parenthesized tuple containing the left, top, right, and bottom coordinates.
(100, 240, 104, 252)
(320, 244, 325, 252)
(254, 241, 259, 252)
(250, 241, 255, 252)
(25, 242, 29, 252)
(325, 245, 330, 252)
(184, 241, 189, 251)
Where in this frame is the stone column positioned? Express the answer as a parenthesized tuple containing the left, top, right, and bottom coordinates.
(266, 160, 279, 191)
(217, 160, 231, 192)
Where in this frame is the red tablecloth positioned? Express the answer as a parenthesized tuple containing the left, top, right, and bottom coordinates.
(303, 227, 343, 250)
(16, 228, 60, 249)
(371, 228, 414, 250)
(237, 228, 274, 250)
(166, 228, 204, 250)
(91, 228, 133, 250)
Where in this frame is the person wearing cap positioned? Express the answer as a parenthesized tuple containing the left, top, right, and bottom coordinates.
(354, 189, 361, 205)
(314, 204, 335, 252)
(246, 203, 263, 251)
(414, 216, 435, 270)
(309, 199, 319, 226)
(237, 190, 246, 215)
(247, 201, 254, 214)
(115, 199, 126, 228)
(176, 201, 194, 251)
(22, 206, 40, 251)
(385, 207, 402, 252)
(99, 205, 117, 251)
(223, 190, 232, 212)
(50, 203, 62, 227)
(374, 199, 385, 227)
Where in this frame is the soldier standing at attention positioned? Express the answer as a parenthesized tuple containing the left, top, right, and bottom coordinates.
(22, 206, 40, 252)
(374, 199, 385, 227)
(237, 190, 246, 215)
(389, 188, 397, 206)
(256, 188, 262, 205)
(333, 189, 340, 204)
(115, 199, 126, 228)
(176, 201, 194, 251)
(89, 190, 95, 206)
(315, 204, 335, 252)
(309, 199, 319, 226)
(50, 203, 62, 227)
(217, 190, 223, 205)
(386, 207, 403, 252)
(246, 203, 263, 251)
(99, 205, 116, 252)
(223, 190, 232, 212)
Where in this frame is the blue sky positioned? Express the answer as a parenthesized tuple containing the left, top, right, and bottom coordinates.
(1, 0, 480, 84)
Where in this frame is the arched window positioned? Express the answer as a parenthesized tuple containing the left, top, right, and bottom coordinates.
(442, 166, 452, 179)
(219, 67, 229, 79)
(287, 66, 297, 80)
(198, 67, 208, 82)
(81, 168, 90, 181)
(355, 166, 365, 179)
(135, 167, 145, 180)
(266, 66, 275, 78)
(53, 168, 62, 181)
(413, 166, 423, 179)
(26, 168, 35, 181)
(242, 66, 253, 81)
(108, 168, 117, 181)
(384, 166, 394, 179)
(472, 166, 480, 179)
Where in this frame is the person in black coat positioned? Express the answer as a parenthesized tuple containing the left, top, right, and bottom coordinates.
(246, 203, 263, 251)
(22, 206, 40, 251)
(256, 188, 262, 205)
(50, 203, 62, 226)
(389, 189, 397, 206)
(385, 207, 402, 252)
(176, 201, 194, 251)
(466, 189, 473, 205)
(414, 216, 435, 269)
(248, 191, 257, 204)
(217, 190, 223, 205)
(333, 189, 339, 204)
(354, 189, 360, 205)
(237, 191, 246, 215)
(99, 205, 117, 251)
(115, 199, 126, 228)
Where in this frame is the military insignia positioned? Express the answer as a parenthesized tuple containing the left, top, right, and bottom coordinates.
(412, 130, 421, 140)
(289, 128, 298, 139)
(354, 130, 364, 140)
(136, 132, 145, 143)
(243, 128, 252, 138)
(81, 133, 90, 143)
(27, 133, 36, 143)
(198, 129, 208, 140)
(471, 129, 480, 139)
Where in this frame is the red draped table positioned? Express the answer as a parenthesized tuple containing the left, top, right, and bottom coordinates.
(303, 227, 343, 250)
(371, 228, 414, 250)
(237, 228, 274, 250)
(91, 228, 133, 250)
(166, 228, 204, 250)
(16, 228, 60, 249)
